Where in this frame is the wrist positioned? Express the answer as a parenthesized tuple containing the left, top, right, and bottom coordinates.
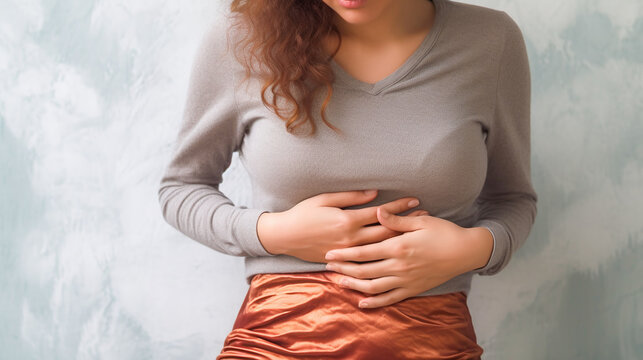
(465, 227, 494, 271)
(257, 211, 285, 255)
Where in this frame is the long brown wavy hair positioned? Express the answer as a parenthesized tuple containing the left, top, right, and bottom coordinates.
(228, 0, 343, 136)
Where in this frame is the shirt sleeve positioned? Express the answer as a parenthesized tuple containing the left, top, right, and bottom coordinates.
(157, 17, 275, 258)
(471, 12, 538, 276)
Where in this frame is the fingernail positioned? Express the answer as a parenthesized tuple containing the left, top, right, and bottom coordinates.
(364, 189, 377, 196)
(339, 278, 350, 287)
(359, 302, 369, 308)
(326, 252, 336, 260)
(326, 263, 335, 271)
(408, 199, 419, 207)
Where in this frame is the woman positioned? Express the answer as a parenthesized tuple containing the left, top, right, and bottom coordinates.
(157, 0, 538, 358)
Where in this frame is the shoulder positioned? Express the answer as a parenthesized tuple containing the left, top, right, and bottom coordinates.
(444, 1, 526, 56)
(188, 13, 249, 83)
(445, 1, 524, 38)
(446, 0, 514, 25)
(196, 13, 237, 63)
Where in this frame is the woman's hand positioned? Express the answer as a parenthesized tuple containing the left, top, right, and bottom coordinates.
(324, 207, 494, 309)
(257, 190, 429, 263)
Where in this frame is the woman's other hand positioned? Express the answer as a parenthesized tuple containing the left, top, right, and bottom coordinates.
(256, 190, 428, 263)
(324, 207, 494, 309)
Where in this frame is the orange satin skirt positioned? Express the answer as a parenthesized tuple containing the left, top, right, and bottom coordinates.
(217, 271, 483, 360)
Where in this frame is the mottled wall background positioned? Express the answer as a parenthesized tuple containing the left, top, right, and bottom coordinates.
(1, 0, 641, 359)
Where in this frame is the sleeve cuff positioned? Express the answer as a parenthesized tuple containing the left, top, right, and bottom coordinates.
(471, 219, 509, 275)
(235, 207, 275, 257)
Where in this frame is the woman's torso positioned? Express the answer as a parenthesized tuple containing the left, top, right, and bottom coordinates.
(230, 0, 511, 294)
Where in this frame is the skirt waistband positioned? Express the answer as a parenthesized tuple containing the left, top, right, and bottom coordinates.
(218, 271, 483, 360)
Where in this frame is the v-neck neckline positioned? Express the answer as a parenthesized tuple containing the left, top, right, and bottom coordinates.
(329, 0, 448, 96)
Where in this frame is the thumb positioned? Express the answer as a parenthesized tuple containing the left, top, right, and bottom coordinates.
(377, 206, 426, 232)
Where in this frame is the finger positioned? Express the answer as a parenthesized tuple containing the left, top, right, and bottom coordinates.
(347, 211, 427, 248)
(408, 209, 430, 216)
(359, 287, 412, 309)
(346, 196, 421, 226)
(377, 206, 427, 233)
(349, 224, 402, 247)
(308, 189, 379, 209)
(336, 275, 401, 295)
(326, 235, 403, 262)
(326, 258, 397, 279)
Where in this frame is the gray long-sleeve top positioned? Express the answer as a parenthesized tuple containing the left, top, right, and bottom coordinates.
(157, 0, 538, 297)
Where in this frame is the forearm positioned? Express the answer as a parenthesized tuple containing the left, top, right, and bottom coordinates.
(158, 182, 273, 257)
(464, 226, 495, 272)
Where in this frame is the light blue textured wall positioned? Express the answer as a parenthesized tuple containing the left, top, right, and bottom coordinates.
(1, 1, 641, 359)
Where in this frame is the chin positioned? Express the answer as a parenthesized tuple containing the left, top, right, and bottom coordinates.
(323, 0, 386, 24)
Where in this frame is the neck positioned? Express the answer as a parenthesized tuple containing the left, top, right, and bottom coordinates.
(333, 0, 435, 46)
